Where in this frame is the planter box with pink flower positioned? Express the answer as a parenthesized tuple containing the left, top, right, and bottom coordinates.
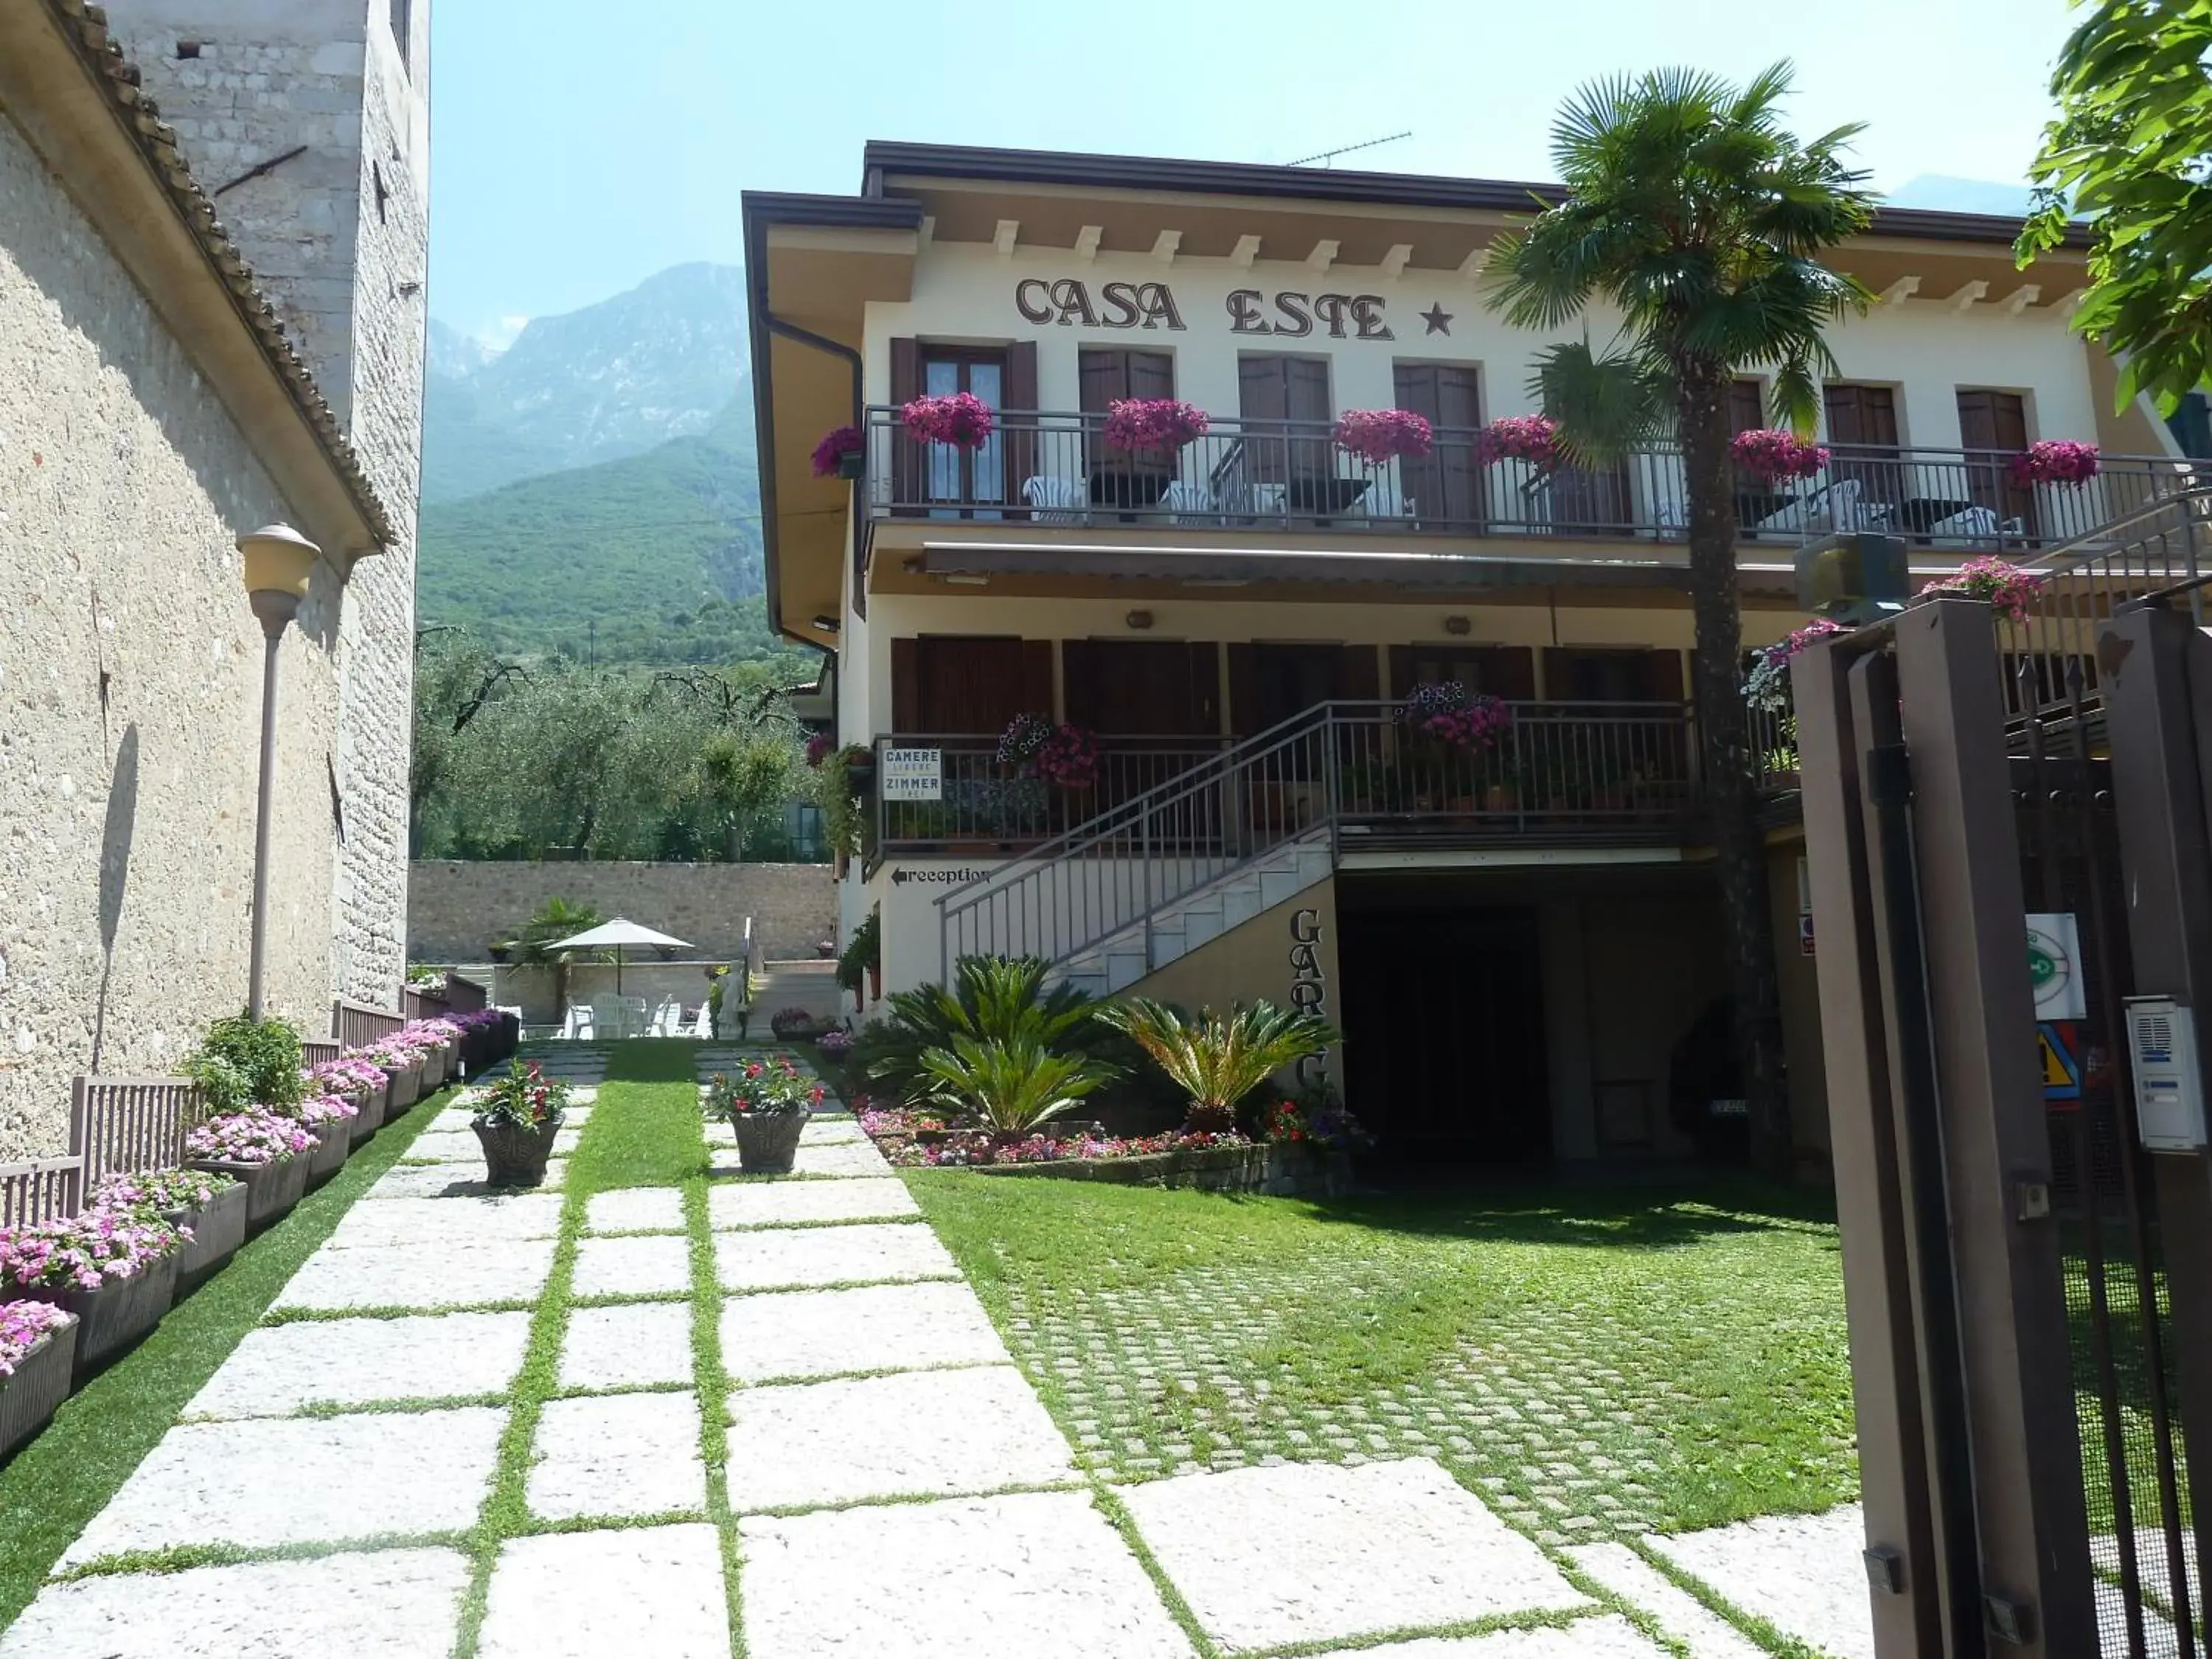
(91, 1169, 248, 1298)
(187, 1110, 315, 1228)
(302, 1096, 358, 1185)
(0, 1209, 184, 1382)
(0, 1303, 77, 1460)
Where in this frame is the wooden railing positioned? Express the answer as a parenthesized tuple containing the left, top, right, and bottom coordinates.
(301, 1038, 342, 1068)
(0, 1156, 83, 1227)
(69, 1076, 201, 1186)
(333, 996, 404, 1049)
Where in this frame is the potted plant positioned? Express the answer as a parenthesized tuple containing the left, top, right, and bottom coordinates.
(812, 424, 866, 480)
(837, 908, 882, 1010)
(187, 1107, 315, 1228)
(900, 392, 995, 449)
(471, 1060, 569, 1188)
(0, 1301, 77, 1460)
(488, 939, 513, 964)
(1729, 428, 1829, 483)
(1913, 555, 2042, 621)
(1102, 397, 1208, 464)
(769, 1006, 825, 1043)
(185, 1012, 305, 1123)
(363, 1039, 424, 1114)
(93, 1169, 246, 1297)
(309, 1055, 391, 1146)
(1333, 408, 1435, 465)
(0, 1206, 184, 1382)
(1473, 414, 1562, 470)
(709, 1058, 824, 1174)
(2008, 439, 2098, 487)
(300, 1093, 358, 1185)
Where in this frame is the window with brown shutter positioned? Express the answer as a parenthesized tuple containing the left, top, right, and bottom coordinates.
(1239, 355, 1332, 486)
(1389, 644, 1537, 700)
(891, 637, 1051, 733)
(1062, 639, 1218, 735)
(1079, 349, 1176, 510)
(1393, 363, 1484, 529)
(1957, 389, 2037, 536)
(1541, 648, 1684, 703)
(1823, 383, 1903, 525)
(909, 347, 1010, 518)
(1729, 379, 1767, 434)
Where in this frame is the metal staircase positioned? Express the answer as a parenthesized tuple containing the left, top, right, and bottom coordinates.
(935, 706, 1344, 992)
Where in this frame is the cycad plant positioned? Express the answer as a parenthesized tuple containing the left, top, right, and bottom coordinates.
(512, 896, 605, 1016)
(918, 1035, 1115, 1139)
(860, 955, 1104, 1105)
(1094, 998, 1340, 1134)
(1486, 62, 1874, 1177)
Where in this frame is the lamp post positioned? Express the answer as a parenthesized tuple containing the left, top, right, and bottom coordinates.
(237, 524, 321, 1020)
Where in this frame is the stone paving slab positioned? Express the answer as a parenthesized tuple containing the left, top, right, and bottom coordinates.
(428, 1104, 592, 1133)
(324, 1192, 566, 1250)
(184, 1311, 533, 1419)
(0, 1545, 472, 1658)
(740, 1489, 1192, 1658)
(726, 1365, 1076, 1512)
(365, 1161, 568, 1200)
(1646, 1506, 1874, 1659)
(559, 1301, 697, 1392)
(529, 1393, 707, 1521)
(1304, 1617, 1667, 1658)
(60, 1408, 507, 1567)
(714, 1220, 958, 1292)
(1116, 1457, 1589, 1653)
(479, 1523, 730, 1659)
(706, 1177, 917, 1231)
(587, 1186, 687, 1234)
(721, 1281, 1009, 1382)
(574, 1232, 695, 1298)
(406, 1126, 582, 1165)
(274, 1236, 557, 1312)
(799, 1119, 864, 1145)
(790, 1139, 893, 1178)
(1564, 1542, 1767, 1659)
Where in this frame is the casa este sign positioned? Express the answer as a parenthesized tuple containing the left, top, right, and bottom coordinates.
(1014, 279, 1397, 341)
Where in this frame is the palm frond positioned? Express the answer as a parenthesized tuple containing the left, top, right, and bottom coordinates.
(1095, 998, 1339, 1124)
(1526, 341, 1674, 464)
(918, 1034, 1112, 1135)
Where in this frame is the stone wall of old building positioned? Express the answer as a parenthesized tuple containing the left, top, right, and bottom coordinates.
(408, 863, 839, 966)
(105, 0, 429, 1009)
(0, 105, 350, 1157)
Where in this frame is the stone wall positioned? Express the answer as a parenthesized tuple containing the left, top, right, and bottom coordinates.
(0, 105, 350, 1156)
(408, 862, 838, 965)
(105, 0, 428, 1007)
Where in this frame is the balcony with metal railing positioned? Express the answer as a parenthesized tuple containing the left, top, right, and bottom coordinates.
(859, 406, 2195, 555)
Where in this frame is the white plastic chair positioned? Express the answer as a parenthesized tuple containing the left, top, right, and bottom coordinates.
(1020, 474, 1088, 524)
(1750, 478, 1863, 536)
(1159, 478, 1217, 525)
(1924, 504, 2003, 547)
(1353, 479, 1415, 521)
(652, 998, 682, 1036)
(689, 1004, 712, 1038)
(560, 1004, 594, 1041)
(591, 999, 629, 1040)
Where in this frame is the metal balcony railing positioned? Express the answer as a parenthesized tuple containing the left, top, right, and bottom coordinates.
(858, 406, 2197, 553)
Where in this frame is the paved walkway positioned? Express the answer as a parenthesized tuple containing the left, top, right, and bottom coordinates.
(1, 1061, 1877, 1658)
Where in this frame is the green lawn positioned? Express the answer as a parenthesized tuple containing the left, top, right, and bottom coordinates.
(908, 1172, 1859, 1540)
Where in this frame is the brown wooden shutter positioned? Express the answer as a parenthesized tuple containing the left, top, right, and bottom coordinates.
(1060, 639, 1103, 729)
(1189, 642, 1222, 734)
(888, 338, 921, 510)
(1643, 650, 1686, 703)
(891, 637, 920, 732)
(1388, 644, 1416, 699)
(1226, 644, 1259, 736)
(1493, 647, 1537, 700)
(1078, 349, 1126, 414)
(1128, 351, 1175, 400)
(1005, 341, 1039, 515)
(1340, 646, 1380, 702)
(1238, 357, 1287, 422)
(1020, 639, 1056, 720)
(1823, 383, 1898, 448)
(1540, 647, 1572, 703)
(1730, 380, 1766, 434)
(1287, 358, 1331, 422)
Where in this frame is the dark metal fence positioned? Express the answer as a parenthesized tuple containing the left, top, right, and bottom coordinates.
(69, 1076, 201, 1187)
(860, 406, 2191, 552)
(876, 735, 1227, 850)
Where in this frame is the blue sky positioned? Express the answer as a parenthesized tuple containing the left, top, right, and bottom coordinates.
(428, 0, 2083, 345)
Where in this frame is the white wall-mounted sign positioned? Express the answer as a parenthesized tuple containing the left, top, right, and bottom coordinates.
(880, 748, 942, 802)
(2027, 914, 2087, 1020)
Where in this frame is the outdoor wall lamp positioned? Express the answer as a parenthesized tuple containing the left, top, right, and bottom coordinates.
(1443, 614, 1472, 636)
(237, 523, 320, 1021)
(1125, 610, 1155, 630)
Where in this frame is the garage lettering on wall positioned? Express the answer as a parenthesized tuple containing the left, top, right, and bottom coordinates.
(1290, 906, 1329, 1085)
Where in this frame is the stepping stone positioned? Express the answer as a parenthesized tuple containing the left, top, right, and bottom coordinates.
(1564, 1542, 1767, 1658)
(714, 1221, 958, 1292)
(1303, 1616, 1668, 1657)
(403, 1129, 493, 1164)
(366, 1161, 568, 1200)
(588, 1186, 686, 1234)
(274, 1237, 557, 1313)
(741, 1490, 1190, 1658)
(324, 1193, 565, 1250)
(1115, 1457, 1588, 1652)
(1647, 1506, 1874, 1659)
(574, 1234, 694, 1298)
(529, 1393, 706, 1521)
(185, 1311, 532, 1419)
(479, 1523, 729, 1659)
(0, 1545, 471, 1658)
(720, 1281, 1007, 1382)
(60, 1408, 505, 1567)
(799, 1119, 863, 1146)
(707, 1178, 916, 1231)
(560, 1301, 696, 1391)
(793, 1140, 893, 1178)
(727, 1366, 1075, 1512)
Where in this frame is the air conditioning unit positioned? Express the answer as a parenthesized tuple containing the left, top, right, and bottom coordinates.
(2124, 996, 2208, 1153)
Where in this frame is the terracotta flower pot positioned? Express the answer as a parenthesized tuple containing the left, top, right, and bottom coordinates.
(731, 1111, 807, 1175)
(165, 1183, 249, 1296)
(473, 1118, 560, 1188)
(190, 1153, 310, 1228)
(21, 1253, 178, 1382)
(0, 1321, 78, 1459)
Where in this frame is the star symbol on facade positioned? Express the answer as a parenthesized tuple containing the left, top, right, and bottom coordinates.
(1420, 302, 1453, 335)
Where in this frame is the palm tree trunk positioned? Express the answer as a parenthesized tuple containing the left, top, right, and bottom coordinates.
(1677, 361, 1790, 1178)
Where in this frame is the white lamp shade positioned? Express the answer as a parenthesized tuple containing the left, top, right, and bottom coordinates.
(237, 524, 322, 599)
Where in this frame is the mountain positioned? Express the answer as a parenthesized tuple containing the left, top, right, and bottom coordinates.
(422, 262, 751, 503)
(1884, 175, 2036, 218)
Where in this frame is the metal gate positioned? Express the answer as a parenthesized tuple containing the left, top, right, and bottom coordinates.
(1795, 495, 2211, 1659)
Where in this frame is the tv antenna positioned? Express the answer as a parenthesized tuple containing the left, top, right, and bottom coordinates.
(1286, 131, 1412, 169)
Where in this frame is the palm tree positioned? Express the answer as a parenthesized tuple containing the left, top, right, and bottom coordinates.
(919, 1035, 1116, 1139)
(1486, 63, 1874, 1177)
(1094, 998, 1340, 1135)
(512, 896, 605, 1018)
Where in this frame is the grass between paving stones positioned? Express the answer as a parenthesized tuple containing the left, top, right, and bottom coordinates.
(0, 1085, 454, 1625)
(906, 1172, 1858, 1542)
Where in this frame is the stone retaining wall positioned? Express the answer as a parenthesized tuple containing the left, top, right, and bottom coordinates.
(408, 860, 837, 965)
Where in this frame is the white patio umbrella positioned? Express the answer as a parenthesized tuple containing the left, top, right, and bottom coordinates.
(546, 917, 694, 995)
